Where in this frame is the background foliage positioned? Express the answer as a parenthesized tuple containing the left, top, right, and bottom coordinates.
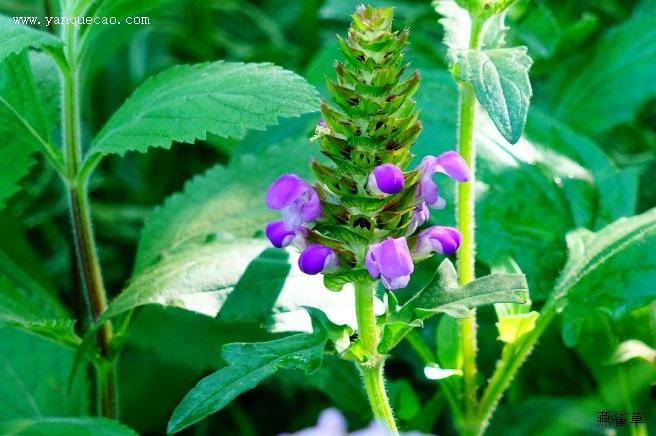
(0, 0, 654, 434)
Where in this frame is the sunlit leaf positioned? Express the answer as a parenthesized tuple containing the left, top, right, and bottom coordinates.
(0, 14, 61, 61)
(89, 62, 318, 156)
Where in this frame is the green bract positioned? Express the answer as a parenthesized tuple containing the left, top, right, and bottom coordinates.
(311, 6, 422, 287)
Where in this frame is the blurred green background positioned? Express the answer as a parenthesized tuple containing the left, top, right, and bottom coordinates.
(0, 0, 654, 434)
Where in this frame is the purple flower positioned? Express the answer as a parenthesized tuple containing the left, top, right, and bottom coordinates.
(265, 221, 307, 248)
(279, 408, 432, 436)
(279, 408, 346, 436)
(406, 202, 429, 236)
(299, 244, 339, 275)
(367, 164, 405, 195)
(413, 226, 462, 259)
(417, 151, 469, 208)
(266, 174, 321, 230)
(365, 237, 414, 290)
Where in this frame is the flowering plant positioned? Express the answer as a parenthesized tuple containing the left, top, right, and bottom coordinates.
(1, 0, 654, 435)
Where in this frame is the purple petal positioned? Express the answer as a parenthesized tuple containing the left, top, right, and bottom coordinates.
(298, 244, 339, 275)
(414, 226, 462, 258)
(434, 151, 470, 182)
(368, 164, 405, 195)
(406, 202, 430, 236)
(299, 188, 322, 222)
(366, 238, 414, 290)
(265, 221, 296, 248)
(365, 249, 380, 279)
(416, 151, 469, 209)
(315, 408, 347, 434)
(266, 174, 309, 210)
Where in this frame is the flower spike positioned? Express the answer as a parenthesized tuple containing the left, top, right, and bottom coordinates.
(264, 6, 468, 290)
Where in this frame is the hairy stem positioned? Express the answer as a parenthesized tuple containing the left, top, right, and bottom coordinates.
(355, 281, 398, 435)
(455, 16, 484, 429)
(475, 301, 556, 434)
(61, 19, 116, 418)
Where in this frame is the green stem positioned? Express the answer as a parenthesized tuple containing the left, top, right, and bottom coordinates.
(475, 301, 556, 435)
(455, 17, 484, 428)
(355, 281, 398, 435)
(61, 17, 117, 419)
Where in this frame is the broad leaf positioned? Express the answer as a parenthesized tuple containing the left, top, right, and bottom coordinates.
(134, 140, 314, 272)
(412, 272, 528, 319)
(555, 208, 656, 346)
(168, 332, 327, 433)
(525, 110, 638, 228)
(0, 14, 62, 62)
(0, 53, 54, 208)
(0, 277, 80, 348)
(550, 5, 656, 134)
(102, 242, 355, 332)
(380, 260, 528, 352)
(0, 417, 137, 436)
(89, 62, 318, 156)
(0, 327, 88, 420)
(452, 47, 533, 144)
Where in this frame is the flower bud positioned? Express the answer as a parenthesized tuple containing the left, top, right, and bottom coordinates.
(265, 221, 307, 249)
(298, 244, 339, 275)
(367, 164, 405, 195)
(413, 226, 462, 259)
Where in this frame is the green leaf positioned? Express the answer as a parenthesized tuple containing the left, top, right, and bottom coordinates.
(0, 53, 55, 208)
(0, 417, 137, 436)
(380, 260, 528, 352)
(550, 5, 656, 134)
(0, 327, 88, 420)
(495, 312, 539, 344)
(0, 14, 62, 62)
(167, 332, 327, 434)
(405, 261, 528, 319)
(106, 239, 268, 319)
(452, 47, 533, 144)
(89, 62, 318, 156)
(0, 276, 80, 348)
(554, 208, 656, 346)
(525, 109, 638, 228)
(135, 139, 313, 272)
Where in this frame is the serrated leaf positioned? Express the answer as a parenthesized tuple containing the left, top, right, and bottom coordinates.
(89, 62, 318, 156)
(0, 276, 80, 348)
(167, 332, 327, 434)
(453, 47, 532, 144)
(0, 14, 62, 62)
(0, 417, 138, 436)
(135, 140, 314, 272)
(0, 53, 54, 208)
(554, 208, 656, 346)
